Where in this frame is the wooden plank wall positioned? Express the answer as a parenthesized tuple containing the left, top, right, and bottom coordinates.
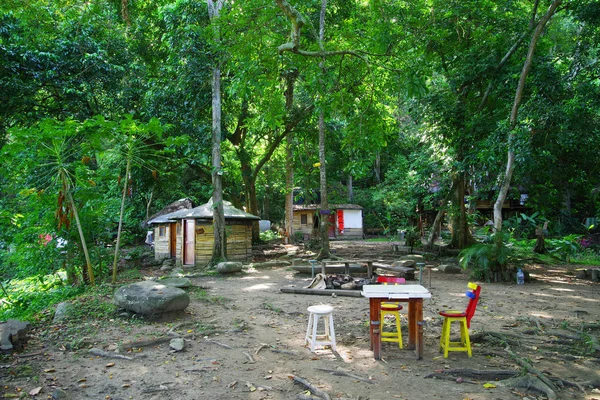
(191, 220, 254, 265)
(153, 224, 170, 259)
(292, 211, 314, 235)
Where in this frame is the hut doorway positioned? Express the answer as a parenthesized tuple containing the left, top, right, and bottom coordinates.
(169, 222, 177, 258)
(183, 219, 195, 265)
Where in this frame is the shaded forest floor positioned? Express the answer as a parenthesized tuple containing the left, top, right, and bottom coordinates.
(2, 240, 600, 400)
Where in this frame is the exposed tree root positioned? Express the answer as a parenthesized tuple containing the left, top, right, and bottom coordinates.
(505, 347, 558, 393)
(89, 348, 134, 360)
(424, 368, 518, 380)
(314, 367, 374, 384)
(494, 375, 557, 400)
(291, 375, 331, 400)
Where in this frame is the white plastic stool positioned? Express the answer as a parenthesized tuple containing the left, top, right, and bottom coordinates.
(305, 305, 336, 352)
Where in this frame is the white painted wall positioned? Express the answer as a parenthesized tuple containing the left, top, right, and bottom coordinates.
(343, 209, 362, 228)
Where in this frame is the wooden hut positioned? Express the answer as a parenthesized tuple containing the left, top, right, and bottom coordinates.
(292, 204, 364, 240)
(146, 199, 194, 260)
(149, 200, 259, 266)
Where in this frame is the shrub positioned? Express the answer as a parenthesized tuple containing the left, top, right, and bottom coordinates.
(459, 232, 513, 281)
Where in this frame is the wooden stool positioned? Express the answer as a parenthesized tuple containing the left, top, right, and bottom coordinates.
(305, 305, 336, 352)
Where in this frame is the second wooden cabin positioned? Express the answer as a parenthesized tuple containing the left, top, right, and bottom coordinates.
(293, 204, 364, 240)
(148, 199, 259, 266)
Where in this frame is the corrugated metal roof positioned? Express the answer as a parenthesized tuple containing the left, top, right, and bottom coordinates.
(163, 199, 259, 221)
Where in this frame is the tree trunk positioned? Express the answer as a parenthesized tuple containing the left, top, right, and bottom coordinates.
(284, 70, 297, 244)
(317, 111, 330, 259)
(493, 0, 562, 231)
(374, 152, 381, 183)
(208, 0, 226, 265)
(246, 178, 260, 243)
(449, 173, 474, 249)
(317, 0, 330, 259)
(112, 158, 130, 283)
(347, 174, 353, 202)
(427, 209, 445, 248)
(67, 190, 94, 285)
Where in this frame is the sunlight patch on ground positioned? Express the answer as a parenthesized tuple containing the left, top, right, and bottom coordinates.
(529, 311, 554, 319)
(242, 282, 276, 292)
(548, 287, 575, 292)
(530, 292, 598, 303)
(240, 275, 271, 280)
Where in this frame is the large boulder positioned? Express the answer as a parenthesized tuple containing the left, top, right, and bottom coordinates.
(158, 277, 192, 288)
(438, 264, 462, 274)
(0, 319, 31, 351)
(113, 281, 190, 315)
(216, 261, 243, 274)
(53, 302, 74, 323)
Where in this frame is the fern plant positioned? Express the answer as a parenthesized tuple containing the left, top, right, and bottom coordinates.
(459, 232, 513, 281)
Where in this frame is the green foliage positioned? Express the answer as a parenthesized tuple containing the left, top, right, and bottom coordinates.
(259, 230, 280, 242)
(0, 273, 83, 321)
(548, 234, 582, 263)
(504, 212, 542, 239)
(459, 232, 513, 281)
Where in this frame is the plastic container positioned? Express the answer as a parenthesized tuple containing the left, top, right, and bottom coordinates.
(516, 268, 525, 285)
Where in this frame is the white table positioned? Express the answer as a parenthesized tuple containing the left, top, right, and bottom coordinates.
(361, 284, 431, 360)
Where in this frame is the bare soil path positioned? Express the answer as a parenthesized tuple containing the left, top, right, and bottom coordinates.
(2, 240, 600, 400)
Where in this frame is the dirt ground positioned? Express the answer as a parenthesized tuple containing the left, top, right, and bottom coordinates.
(2, 240, 600, 400)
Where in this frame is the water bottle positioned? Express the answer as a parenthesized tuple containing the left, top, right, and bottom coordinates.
(516, 268, 525, 285)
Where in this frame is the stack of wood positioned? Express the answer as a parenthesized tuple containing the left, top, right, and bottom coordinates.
(325, 275, 373, 290)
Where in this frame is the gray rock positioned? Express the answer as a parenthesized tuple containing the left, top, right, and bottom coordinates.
(170, 267, 185, 276)
(53, 302, 74, 323)
(438, 264, 462, 274)
(392, 260, 416, 268)
(160, 264, 174, 272)
(113, 281, 190, 315)
(251, 260, 291, 269)
(52, 388, 69, 400)
(170, 337, 185, 352)
(216, 262, 243, 273)
(158, 277, 192, 288)
(291, 258, 306, 266)
(0, 319, 31, 351)
(575, 269, 588, 279)
(399, 255, 425, 263)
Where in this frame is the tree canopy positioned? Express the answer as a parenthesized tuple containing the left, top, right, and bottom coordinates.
(1, 0, 599, 287)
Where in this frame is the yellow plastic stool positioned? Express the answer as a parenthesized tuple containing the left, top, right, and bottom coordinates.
(377, 276, 405, 348)
(380, 302, 403, 348)
(439, 282, 481, 358)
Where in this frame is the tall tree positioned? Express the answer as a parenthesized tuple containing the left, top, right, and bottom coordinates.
(207, 0, 226, 265)
(493, 0, 563, 231)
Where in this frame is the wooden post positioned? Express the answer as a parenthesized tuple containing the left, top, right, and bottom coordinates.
(369, 298, 382, 359)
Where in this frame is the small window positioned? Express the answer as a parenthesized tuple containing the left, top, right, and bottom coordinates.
(301, 214, 308, 225)
(159, 226, 166, 237)
(176, 223, 181, 235)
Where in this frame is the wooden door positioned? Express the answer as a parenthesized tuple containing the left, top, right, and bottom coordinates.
(183, 219, 195, 265)
(169, 223, 177, 258)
